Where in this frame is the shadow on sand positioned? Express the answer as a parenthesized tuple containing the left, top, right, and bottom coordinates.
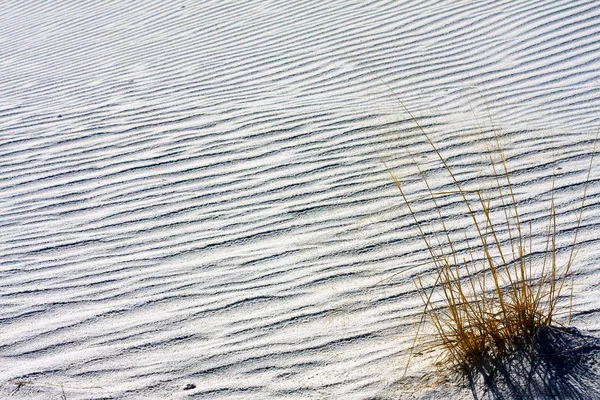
(469, 326, 600, 400)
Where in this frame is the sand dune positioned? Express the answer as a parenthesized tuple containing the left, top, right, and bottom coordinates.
(1, 1, 600, 398)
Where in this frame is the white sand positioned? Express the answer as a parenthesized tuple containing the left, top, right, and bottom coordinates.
(1, 0, 600, 398)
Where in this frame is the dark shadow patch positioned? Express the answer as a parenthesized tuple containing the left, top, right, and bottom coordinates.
(468, 326, 600, 400)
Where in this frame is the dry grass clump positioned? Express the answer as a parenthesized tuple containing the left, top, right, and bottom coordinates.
(391, 123, 596, 373)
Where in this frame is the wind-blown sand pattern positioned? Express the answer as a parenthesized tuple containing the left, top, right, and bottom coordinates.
(1, 1, 600, 399)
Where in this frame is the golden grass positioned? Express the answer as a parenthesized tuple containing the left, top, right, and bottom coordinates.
(361, 61, 596, 373)
(389, 120, 597, 373)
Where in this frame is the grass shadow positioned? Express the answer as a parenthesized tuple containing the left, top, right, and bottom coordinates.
(468, 326, 600, 400)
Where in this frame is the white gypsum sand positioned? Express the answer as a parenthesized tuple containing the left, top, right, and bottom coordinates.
(1, 1, 600, 399)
